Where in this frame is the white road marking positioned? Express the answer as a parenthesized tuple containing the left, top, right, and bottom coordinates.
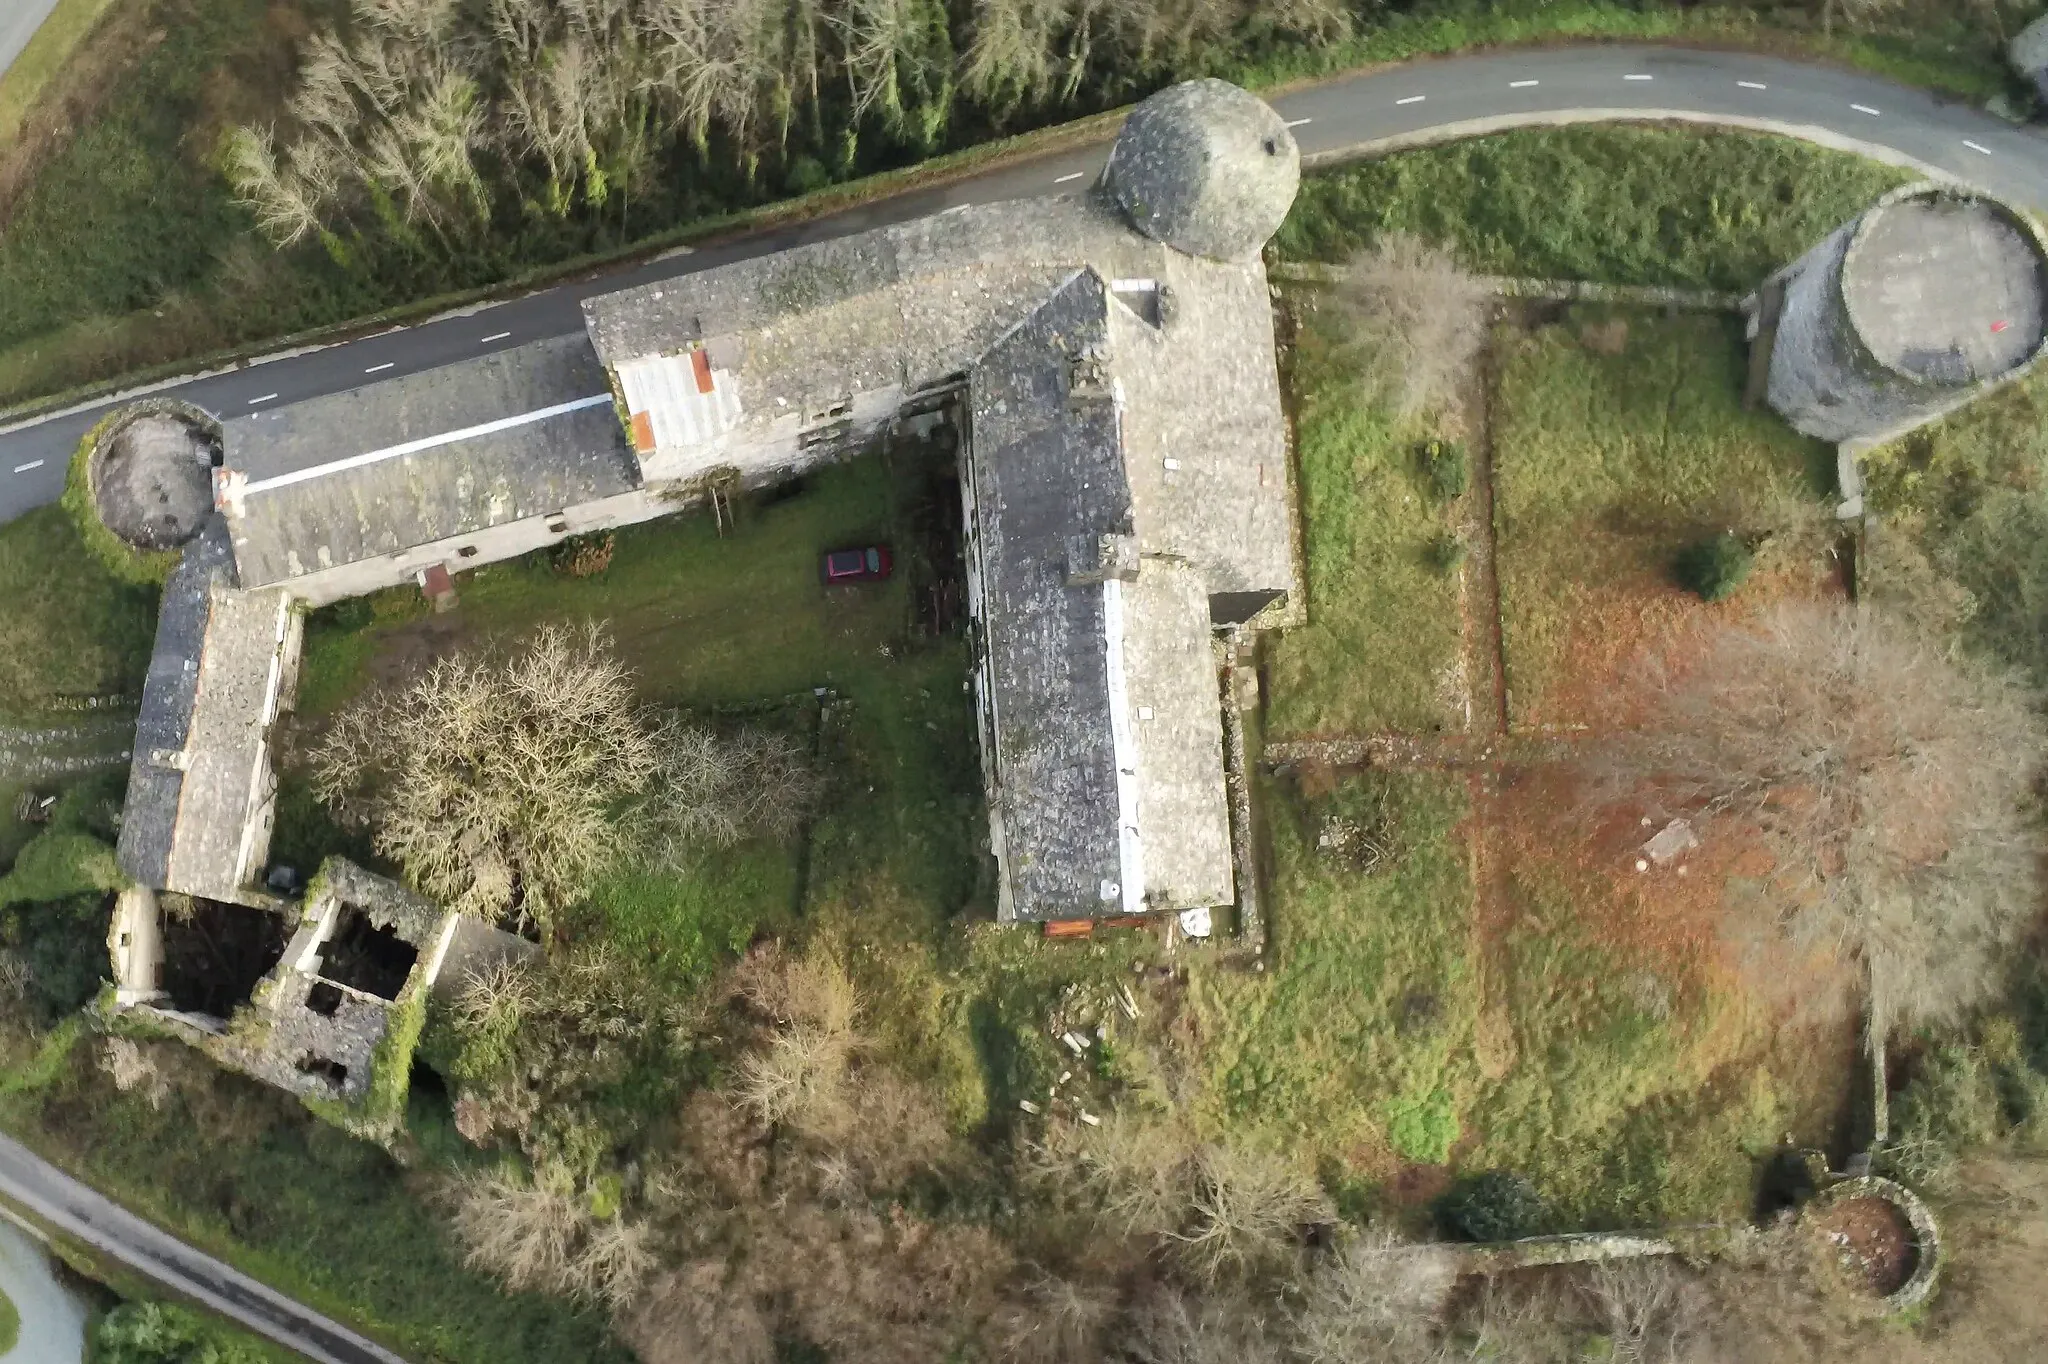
(1851, 103, 1881, 116)
(1964, 140, 1994, 156)
(1737, 80, 1768, 90)
(1396, 95, 1426, 106)
(1284, 117, 1313, 128)
(12, 460, 43, 474)
(237, 393, 614, 497)
(1624, 74, 1653, 81)
(1510, 79, 1539, 88)
(364, 362, 395, 373)
(1053, 171, 1084, 184)
(480, 331, 512, 343)
(248, 394, 278, 405)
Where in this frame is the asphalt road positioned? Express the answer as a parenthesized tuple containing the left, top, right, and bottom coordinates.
(0, 1133, 412, 1364)
(0, 0, 63, 85)
(2, 42, 2046, 524)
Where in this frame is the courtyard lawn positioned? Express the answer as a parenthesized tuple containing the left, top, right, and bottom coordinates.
(1491, 306, 1833, 730)
(1262, 298, 1465, 738)
(1276, 125, 1911, 292)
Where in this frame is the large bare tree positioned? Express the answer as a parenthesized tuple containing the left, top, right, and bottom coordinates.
(310, 623, 657, 929)
(1331, 235, 1492, 419)
(1579, 603, 2044, 1030)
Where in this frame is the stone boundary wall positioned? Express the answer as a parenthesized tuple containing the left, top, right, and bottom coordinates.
(1272, 260, 1742, 311)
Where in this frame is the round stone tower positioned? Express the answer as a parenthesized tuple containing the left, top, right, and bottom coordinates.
(1764, 185, 2048, 446)
(88, 405, 217, 552)
(1100, 78, 1300, 262)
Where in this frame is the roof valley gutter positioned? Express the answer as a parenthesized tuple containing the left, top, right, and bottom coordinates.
(235, 393, 614, 497)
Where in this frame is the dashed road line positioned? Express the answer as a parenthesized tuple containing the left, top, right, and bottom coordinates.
(1053, 171, 1084, 184)
(1396, 95, 1426, 106)
(1624, 73, 1653, 81)
(1850, 103, 1881, 116)
(247, 394, 278, 405)
(1284, 117, 1312, 128)
(12, 461, 43, 475)
(1963, 140, 1994, 156)
(364, 362, 395, 373)
(1509, 79, 1539, 88)
(1737, 80, 1768, 90)
(480, 331, 512, 343)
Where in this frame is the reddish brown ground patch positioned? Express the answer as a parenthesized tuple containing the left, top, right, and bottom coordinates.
(1384, 1161, 1455, 1210)
(1519, 552, 1839, 735)
(1809, 1195, 1917, 1296)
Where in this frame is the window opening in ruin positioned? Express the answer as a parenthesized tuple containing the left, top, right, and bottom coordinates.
(315, 906, 418, 1001)
(306, 980, 344, 1016)
(159, 899, 291, 1018)
(296, 1054, 348, 1087)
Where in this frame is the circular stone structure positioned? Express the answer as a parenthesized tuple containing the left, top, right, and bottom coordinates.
(1764, 186, 2048, 446)
(1101, 78, 1300, 262)
(91, 409, 215, 552)
(1801, 1175, 1940, 1316)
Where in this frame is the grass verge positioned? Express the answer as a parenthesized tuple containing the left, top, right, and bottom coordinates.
(0, 0, 120, 148)
(1276, 124, 1913, 292)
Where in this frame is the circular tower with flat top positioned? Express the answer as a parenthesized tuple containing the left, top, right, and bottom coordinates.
(1100, 78, 1300, 263)
(1763, 185, 2048, 446)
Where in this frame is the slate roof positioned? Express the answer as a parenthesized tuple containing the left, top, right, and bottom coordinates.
(116, 519, 291, 904)
(116, 521, 233, 890)
(965, 272, 1235, 920)
(966, 273, 1133, 918)
(584, 193, 1296, 601)
(220, 335, 639, 587)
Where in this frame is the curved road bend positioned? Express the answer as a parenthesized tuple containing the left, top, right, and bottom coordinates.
(2, 45, 2046, 522)
(0, 1134, 410, 1364)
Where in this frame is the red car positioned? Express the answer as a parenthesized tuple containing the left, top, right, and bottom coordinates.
(821, 544, 892, 583)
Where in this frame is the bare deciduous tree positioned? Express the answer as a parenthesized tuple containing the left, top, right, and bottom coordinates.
(1117, 1285, 1288, 1364)
(1290, 1229, 1457, 1364)
(311, 623, 657, 929)
(1584, 1260, 1706, 1364)
(447, 1165, 656, 1307)
(1579, 603, 2044, 1031)
(1331, 235, 1492, 418)
(642, 722, 820, 856)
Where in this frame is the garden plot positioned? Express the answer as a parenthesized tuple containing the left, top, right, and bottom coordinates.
(1491, 305, 1838, 731)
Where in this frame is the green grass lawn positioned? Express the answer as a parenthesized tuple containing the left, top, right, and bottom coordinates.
(1188, 771, 1480, 1168)
(1491, 306, 1830, 729)
(0, 506, 154, 721)
(1262, 298, 1465, 738)
(1276, 125, 1911, 293)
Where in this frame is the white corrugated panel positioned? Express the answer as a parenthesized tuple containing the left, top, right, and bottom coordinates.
(615, 352, 744, 455)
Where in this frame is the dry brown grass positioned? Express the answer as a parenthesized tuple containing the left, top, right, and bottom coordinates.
(1578, 603, 2045, 1031)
